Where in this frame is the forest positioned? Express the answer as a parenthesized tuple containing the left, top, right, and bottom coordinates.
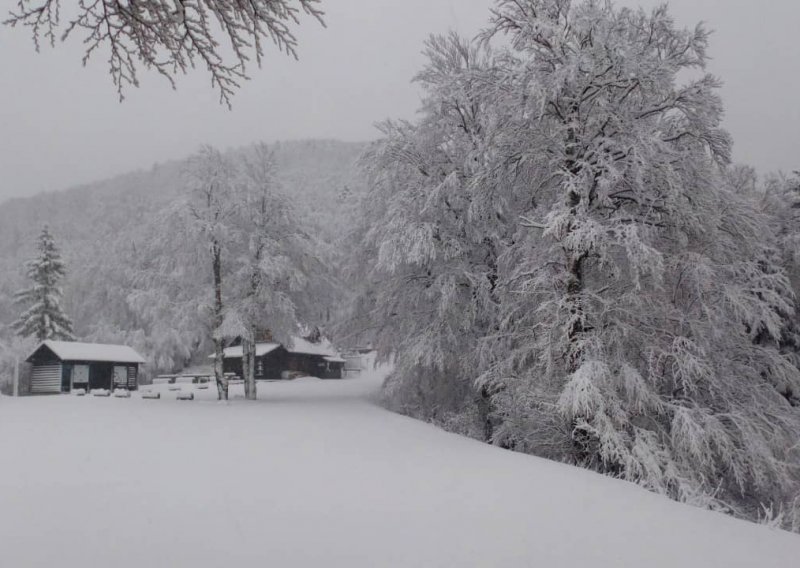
(1, 0, 799, 532)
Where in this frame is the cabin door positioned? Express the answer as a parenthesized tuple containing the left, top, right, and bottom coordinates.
(61, 365, 72, 393)
(89, 363, 113, 390)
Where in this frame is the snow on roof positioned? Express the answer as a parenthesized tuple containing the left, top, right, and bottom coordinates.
(210, 343, 281, 359)
(323, 356, 346, 363)
(34, 340, 146, 364)
(287, 336, 338, 357)
(209, 338, 340, 359)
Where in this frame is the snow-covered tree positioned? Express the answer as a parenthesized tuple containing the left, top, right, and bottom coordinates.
(350, 32, 508, 439)
(13, 226, 74, 341)
(759, 171, 800, 377)
(480, 0, 800, 518)
(353, 0, 800, 524)
(4, 0, 325, 104)
(184, 142, 330, 399)
(221, 143, 310, 400)
(184, 146, 239, 400)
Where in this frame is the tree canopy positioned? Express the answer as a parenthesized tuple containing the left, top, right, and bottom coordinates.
(351, 0, 800, 526)
(14, 226, 75, 342)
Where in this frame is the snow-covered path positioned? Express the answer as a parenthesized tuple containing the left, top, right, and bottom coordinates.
(1, 368, 799, 567)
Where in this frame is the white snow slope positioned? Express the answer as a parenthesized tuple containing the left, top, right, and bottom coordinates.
(1, 366, 799, 567)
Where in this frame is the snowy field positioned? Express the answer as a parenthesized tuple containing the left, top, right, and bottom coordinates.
(1, 366, 799, 568)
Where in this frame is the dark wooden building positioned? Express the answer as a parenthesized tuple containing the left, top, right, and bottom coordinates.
(220, 343, 287, 381)
(26, 340, 145, 394)
(217, 336, 345, 380)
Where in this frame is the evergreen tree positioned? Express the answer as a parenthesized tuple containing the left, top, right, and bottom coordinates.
(14, 226, 74, 341)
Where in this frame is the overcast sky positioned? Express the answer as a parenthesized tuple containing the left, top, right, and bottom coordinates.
(1, 0, 798, 203)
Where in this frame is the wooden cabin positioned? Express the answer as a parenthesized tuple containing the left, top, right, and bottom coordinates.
(26, 340, 145, 394)
(217, 336, 345, 380)
(219, 343, 287, 381)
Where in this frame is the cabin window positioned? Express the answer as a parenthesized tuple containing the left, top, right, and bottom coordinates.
(73, 364, 89, 386)
(113, 366, 128, 388)
(256, 360, 264, 377)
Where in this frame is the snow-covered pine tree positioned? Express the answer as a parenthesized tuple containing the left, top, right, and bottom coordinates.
(480, 0, 800, 519)
(13, 226, 74, 341)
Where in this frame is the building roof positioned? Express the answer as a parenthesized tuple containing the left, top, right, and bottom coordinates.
(287, 336, 338, 357)
(211, 343, 282, 359)
(30, 340, 146, 364)
(211, 337, 340, 360)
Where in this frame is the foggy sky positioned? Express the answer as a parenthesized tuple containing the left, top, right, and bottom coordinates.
(0, 0, 798, 203)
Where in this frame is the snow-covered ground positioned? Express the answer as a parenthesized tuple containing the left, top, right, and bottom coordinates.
(1, 366, 799, 567)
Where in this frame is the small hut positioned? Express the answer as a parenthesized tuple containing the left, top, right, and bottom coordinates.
(219, 343, 288, 381)
(26, 340, 145, 394)
(216, 336, 345, 380)
(285, 336, 345, 379)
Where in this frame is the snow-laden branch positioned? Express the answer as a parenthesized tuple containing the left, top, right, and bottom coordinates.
(4, 0, 325, 105)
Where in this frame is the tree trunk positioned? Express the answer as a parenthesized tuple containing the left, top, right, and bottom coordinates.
(212, 241, 228, 401)
(242, 339, 252, 399)
(476, 385, 494, 443)
(243, 241, 263, 401)
(563, 119, 589, 375)
(214, 336, 226, 400)
(242, 333, 257, 400)
(13, 358, 19, 397)
(564, 248, 588, 374)
(562, 119, 595, 460)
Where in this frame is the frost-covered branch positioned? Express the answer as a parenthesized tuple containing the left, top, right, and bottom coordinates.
(4, 0, 325, 105)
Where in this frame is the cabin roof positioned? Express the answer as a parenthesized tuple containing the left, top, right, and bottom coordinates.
(212, 343, 282, 359)
(28, 340, 146, 364)
(287, 336, 337, 357)
(212, 336, 340, 360)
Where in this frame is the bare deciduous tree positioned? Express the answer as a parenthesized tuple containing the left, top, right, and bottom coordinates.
(4, 0, 325, 105)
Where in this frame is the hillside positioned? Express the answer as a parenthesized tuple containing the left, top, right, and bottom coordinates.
(0, 140, 367, 373)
